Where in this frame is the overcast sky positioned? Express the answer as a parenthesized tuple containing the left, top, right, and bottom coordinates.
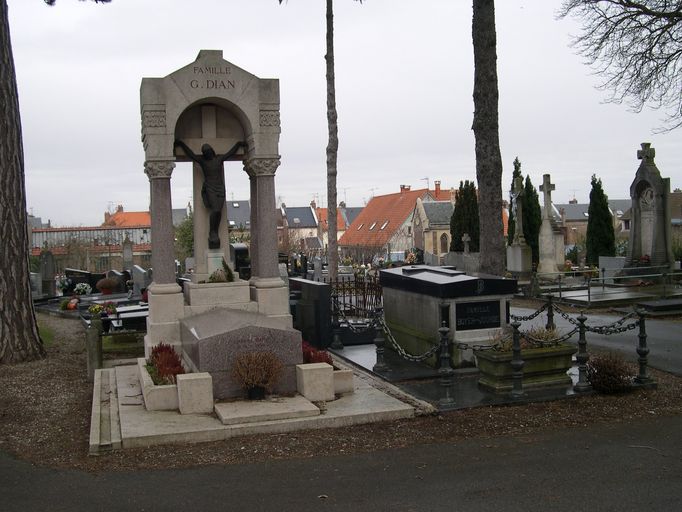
(9, 0, 681, 227)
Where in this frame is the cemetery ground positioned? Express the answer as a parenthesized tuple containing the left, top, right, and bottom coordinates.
(1, 303, 681, 473)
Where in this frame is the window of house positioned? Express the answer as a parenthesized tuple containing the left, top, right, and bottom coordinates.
(369, 222, 377, 230)
(380, 220, 389, 230)
(357, 223, 364, 230)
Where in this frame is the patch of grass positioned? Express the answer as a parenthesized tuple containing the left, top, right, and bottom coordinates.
(38, 323, 55, 348)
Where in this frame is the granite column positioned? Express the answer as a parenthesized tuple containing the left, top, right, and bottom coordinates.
(145, 160, 180, 292)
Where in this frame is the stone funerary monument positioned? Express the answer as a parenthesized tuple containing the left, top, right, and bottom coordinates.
(140, 51, 299, 397)
(628, 143, 674, 268)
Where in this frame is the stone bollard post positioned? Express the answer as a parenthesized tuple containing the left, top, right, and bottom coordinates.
(511, 321, 525, 399)
(86, 313, 104, 382)
(573, 312, 592, 392)
(545, 294, 555, 331)
(634, 310, 656, 388)
(372, 307, 389, 373)
(437, 323, 455, 408)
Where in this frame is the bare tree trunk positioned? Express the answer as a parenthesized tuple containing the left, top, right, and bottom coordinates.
(0, 0, 45, 363)
(472, 0, 505, 275)
(325, 0, 339, 281)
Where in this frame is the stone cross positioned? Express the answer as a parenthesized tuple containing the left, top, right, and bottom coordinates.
(511, 176, 525, 244)
(462, 233, 471, 254)
(637, 142, 656, 164)
(539, 174, 555, 220)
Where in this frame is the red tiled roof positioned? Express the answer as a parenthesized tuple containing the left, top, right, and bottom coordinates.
(316, 208, 347, 231)
(339, 188, 429, 247)
(103, 211, 151, 227)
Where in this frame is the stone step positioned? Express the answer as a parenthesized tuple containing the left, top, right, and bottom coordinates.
(89, 368, 122, 455)
(214, 395, 321, 425)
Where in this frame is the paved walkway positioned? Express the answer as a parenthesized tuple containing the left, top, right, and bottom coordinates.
(3, 414, 681, 511)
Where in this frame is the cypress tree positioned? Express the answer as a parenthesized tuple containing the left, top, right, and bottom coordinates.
(507, 157, 523, 245)
(522, 176, 542, 265)
(450, 180, 480, 252)
(586, 174, 615, 265)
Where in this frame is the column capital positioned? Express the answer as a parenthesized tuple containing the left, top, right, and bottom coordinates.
(245, 157, 280, 177)
(144, 160, 175, 180)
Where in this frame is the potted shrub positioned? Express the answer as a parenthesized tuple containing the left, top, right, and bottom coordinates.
(474, 327, 577, 394)
(96, 277, 119, 295)
(231, 351, 283, 400)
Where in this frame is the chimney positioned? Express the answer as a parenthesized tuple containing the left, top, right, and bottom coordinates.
(400, 184, 411, 193)
(434, 180, 441, 199)
(568, 198, 578, 204)
(104, 212, 111, 224)
(116, 204, 124, 213)
(310, 200, 317, 209)
(560, 207, 566, 224)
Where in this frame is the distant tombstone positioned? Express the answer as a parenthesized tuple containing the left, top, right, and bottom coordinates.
(40, 250, 57, 296)
(278, 263, 289, 286)
(537, 174, 559, 275)
(106, 270, 126, 293)
(313, 257, 322, 282)
(506, 176, 532, 274)
(628, 143, 674, 267)
(462, 233, 471, 254)
(132, 265, 152, 295)
(30, 272, 42, 297)
(122, 237, 134, 270)
(185, 257, 195, 273)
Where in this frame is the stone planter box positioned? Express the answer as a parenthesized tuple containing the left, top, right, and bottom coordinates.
(138, 358, 178, 411)
(474, 344, 577, 394)
(137, 358, 214, 413)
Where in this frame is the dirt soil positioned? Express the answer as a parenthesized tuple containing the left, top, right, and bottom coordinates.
(1, 310, 681, 473)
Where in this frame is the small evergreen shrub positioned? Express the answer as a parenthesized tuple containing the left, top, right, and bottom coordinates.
(59, 299, 70, 311)
(146, 343, 185, 385)
(231, 351, 283, 393)
(302, 341, 333, 365)
(586, 352, 634, 394)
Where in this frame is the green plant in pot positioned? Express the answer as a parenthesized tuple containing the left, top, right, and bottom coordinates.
(231, 351, 283, 400)
(474, 326, 577, 394)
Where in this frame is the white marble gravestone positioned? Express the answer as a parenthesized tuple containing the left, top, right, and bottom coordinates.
(506, 176, 532, 274)
(537, 174, 560, 275)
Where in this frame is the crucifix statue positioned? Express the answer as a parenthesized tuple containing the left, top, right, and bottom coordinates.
(539, 174, 555, 221)
(174, 139, 245, 249)
(511, 176, 525, 244)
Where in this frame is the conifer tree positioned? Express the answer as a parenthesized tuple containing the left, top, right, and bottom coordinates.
(522, 176, 542, 265)
(586, 174, 615, 265)
(450, 181, 480, 252)
(507, 157, 523, 245)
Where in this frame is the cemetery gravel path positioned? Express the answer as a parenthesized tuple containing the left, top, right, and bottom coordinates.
(0, 311, 681, 501)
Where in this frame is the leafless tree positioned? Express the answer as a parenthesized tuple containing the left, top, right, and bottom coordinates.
(559, 1, 682, 131)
